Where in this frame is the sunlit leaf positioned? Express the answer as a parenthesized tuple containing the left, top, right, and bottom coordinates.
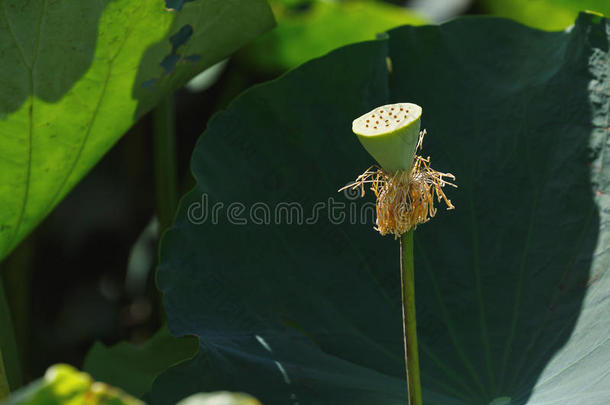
(240, 0, 425, 72)
(4, 364, 143, 405)
(0, 0, 275, 261)
(176, 392, 261, 405)
(480, 0, 607, 30)
(4, 365, 260, 405)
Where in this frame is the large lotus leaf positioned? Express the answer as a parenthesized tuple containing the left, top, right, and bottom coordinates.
(239, 0, 425, 72)
(0, 0, 274, 261)
(151, 13, 610, 405)
(481, 0, 608, 30)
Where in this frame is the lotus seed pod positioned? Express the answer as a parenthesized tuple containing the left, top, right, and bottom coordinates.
(352, 102, 422, 172)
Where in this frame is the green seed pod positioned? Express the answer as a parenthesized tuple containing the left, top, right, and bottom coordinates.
(352, 102, 422, 172)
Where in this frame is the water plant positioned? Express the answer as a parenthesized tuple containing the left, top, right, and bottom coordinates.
(341, 103, 456, 404)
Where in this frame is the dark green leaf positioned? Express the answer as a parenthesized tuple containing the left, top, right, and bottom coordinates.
(152, 13, 610, 405)
(0, 0, 275, 261)
(83, 326, 198, 398)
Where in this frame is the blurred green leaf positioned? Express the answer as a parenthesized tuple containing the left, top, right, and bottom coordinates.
(151, 13, 610, 405)
(4, 365, 258, 405)
(176, 392, 261, 405)
(0, 0, 275, 261)
(240, 0, 425, 72)
(481, 0, 607, 30)
(4, 364, 144, 405)
(84, 326, 198, 398)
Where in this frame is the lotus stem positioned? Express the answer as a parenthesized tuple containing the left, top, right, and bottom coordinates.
(0, 278, 11, 399)
(153, 96, 179, 234)
(401, 230, 422, 405)
(0, 351, 8, 400)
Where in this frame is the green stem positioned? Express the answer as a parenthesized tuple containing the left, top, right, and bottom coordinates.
(0, 351, 8, 400)
(153, 96, 179, 234)
(400, 231, 422, 405)
(0, 276, 18, 399)
(3, 237, 31, 387)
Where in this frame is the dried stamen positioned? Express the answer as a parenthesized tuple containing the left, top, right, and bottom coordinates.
(339, 130, 456, 238)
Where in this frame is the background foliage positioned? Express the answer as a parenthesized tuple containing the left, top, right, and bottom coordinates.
(5, 364, 260, 405)
(480, 0, 609, 30)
